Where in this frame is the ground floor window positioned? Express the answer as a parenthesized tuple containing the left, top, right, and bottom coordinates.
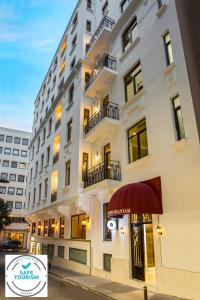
(42, 243, 48, 254)
(130, 214, 155, 282)
(47, 244, 55, 261)
(58, 246, 65, 258)
(69, 248, 87, 265)
(71, 214, 86, 239)
(103, 253, 112, 272)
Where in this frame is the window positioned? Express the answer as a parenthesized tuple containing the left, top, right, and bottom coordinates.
(33, 188, 36, 205)
(83, 108, 90, 127)
(157, 0, 163, 8)
(58, 246, 65, 258)
(19, 162, 26, 169)
(69, 83, 74, 103)
(0, 134, 4, 141)
(122, 17, 137, 52)
(35, 161, 38, 176)
(22, 138, 29, 145)
(15, 202, 22, 209)
(128, 119, 148, 163)
(14, 137, 21, 144)
(16, 188, 23, 196)
(85, 72, 90, 84)
(21, 150, 27, 157)
(65, 161, 71, 186)
(124, 62, 143, 102)
(53, 76, 56, 87)
(13, 149, 19, 156)
(11, 161, 17, 168)
(44, 178, 48, 198)
(7, 201, 13, 209)
(41, 153, 44, 170)
(8, 187, 15, 195)
(71, 34, 77, 50)
(39, 183, 42, 201)
(102, 0, 108, 15)
(86, 20, 92, 32)
(103, 203, 112, 241)
(69, 248, 87, 265)
(49, 118, 52, 134)
(163, 31, 174, 66)
(48, 219, 55, 237)
(2, 160, 9, 167)
(47, 146, 50, 164)
(31, 222, 36, 234)
(82, 152, 89, 181)
(70, 57, 76, 70)
(60, 217, 65, 238)
(37, 136, 40, 151)
(18, 175, 25, 182)
(71, 214, 86, 239)
(72, 12, 78, 28)
(0, 147, 2, 154)
(9, 174, 16, 181)
(103, 254, 112, 272)
(120, 0, 129, 12)
(6, 136, 13, 143)
(0, 187, 6, 194)
(67, 120, 72, 142)
(4, 148, 11, 155)
(43, 220, 48, 237)
(38, 221, 42, 236)
(87, 0, 92, 9)
(43, 127, 46, 143)
(172, 95, 185, 141)
(1, 173, 8, 181)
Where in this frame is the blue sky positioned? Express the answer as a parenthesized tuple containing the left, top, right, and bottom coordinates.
(0, 0, 77, 132)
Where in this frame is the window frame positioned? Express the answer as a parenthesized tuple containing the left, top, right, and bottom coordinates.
(172, 95, 185, 141)
(163, 31, 174, 66)
(124, 62, 143, 102)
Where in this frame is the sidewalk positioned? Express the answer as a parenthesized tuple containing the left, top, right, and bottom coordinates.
(49, 265, 187, 300)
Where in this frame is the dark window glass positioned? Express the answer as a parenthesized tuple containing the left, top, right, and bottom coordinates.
(128, 119, 148, 163)
(60, 217, 65, 238)
(4, 148, 11, 155)
(9, 174, 16, 181)
(47, 146, 50, 164)
(2, 160, 9, 167)
(7, 201, 13, 209)
(43, 220, 48, 236)
(124, 62, 143, 102)
(122, 17, 137, 52)
(69, 248, 87, 264)
(18, 175, 25, 182)
(33, 188, 36, 204)
(102, 0, 108, 15)
(48, 219, 55, 237)
(0, 186, 6, 194)
(70, 57, 76, 70)
(67, 120, 72, 142)
(6, 136, 13, 143)
(71, 214, 86, 239)
(13, 149, 19, 156)
(8, 187, 15, 195)
(172, 95, 185, 141)
(157, 0, 162, 9)
(103, 254, 112, 272)
(1, 173, 8, 180)
(87, 0, 92, 9)
(103, 203, 112, 241)
(44, 178, 48, 198)
(11, 161, 18, 168)
(86, 20, 91, 32)
(120, 0, 129, 12)
(65, 161, 71, 186)
(163, 31, 174, 66)
(22, 138, 29, 145)
(0, 134, 4, 141)
(69, 83, 74, 103)
(58, 246, 65, 258)
(16, 188, 23, 196)
(21, 150, 27, 157)
(0, 147, 2, 154)
(39, 183, 42, 201)
(14, 137, 21, 144)
(31, 222, 36, 234)
(38, 221, 41, 236)
(15, 202, 22, 209)
(82, 152, 88, 181)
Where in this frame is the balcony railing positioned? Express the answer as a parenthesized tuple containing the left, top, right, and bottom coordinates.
(55, 118, 61, 131)
(51, 190, 57, 202)
(84, 102, 119, 135)
(84, 160, 121, 188)
(53, 151, 59, 164)
(85, 54, 117, 91)
(86, 16, 115, 54)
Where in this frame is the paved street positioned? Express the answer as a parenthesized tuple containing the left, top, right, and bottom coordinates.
(0, 253, 107, 300)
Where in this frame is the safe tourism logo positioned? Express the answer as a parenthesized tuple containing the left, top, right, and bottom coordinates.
(5, 255, 48, 297)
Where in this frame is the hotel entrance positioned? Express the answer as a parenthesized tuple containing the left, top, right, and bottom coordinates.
(130, 214, 155, 282)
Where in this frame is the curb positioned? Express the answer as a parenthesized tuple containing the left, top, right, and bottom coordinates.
(49, 271, 116, 300)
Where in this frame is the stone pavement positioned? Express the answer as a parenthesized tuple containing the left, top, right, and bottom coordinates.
(49, 265, 187, 300)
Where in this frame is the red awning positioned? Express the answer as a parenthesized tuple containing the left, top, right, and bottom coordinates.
(108, 177, 163, 216)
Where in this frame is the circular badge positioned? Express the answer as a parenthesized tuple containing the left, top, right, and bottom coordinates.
(107, 219, 117, 230)
(5, 255, 48, 297)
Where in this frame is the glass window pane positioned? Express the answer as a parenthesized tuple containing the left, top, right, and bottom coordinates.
(129, 135, 138, 162)
(167, 44, 174, 64)
(139, 130, 148, 158)
(177, 109, 185, 139)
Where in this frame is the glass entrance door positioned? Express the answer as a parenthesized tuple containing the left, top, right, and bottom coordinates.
(130, 214, 155, 281)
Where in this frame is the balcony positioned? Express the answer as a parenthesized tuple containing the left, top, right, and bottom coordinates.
(86, 16, 115, 63)
(51, 190, 57, 202)
(53, 151, 59, 164)
(84, 102, 120, 143)
(55, 118, 61, 131)
(85, 55, 117, 98)
(84, 160, 121, 189)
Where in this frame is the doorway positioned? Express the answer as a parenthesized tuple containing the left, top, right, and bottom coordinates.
(130, 214, 155, 282)
(104, 143, 111, 179)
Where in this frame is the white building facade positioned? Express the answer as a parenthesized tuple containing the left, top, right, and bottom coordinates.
(26, 0, 200, 299)
(0, 127, 31, 249)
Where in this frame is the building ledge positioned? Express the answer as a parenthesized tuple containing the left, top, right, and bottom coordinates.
(156, 4, 167, 18)
(163, 63, 176, 75)
(124, 155, 152, 172)
(170, 137, 189, 149)
(120, 90, 144, 111)
(119, 36, 140, 62)
(83, 179, 121, 194)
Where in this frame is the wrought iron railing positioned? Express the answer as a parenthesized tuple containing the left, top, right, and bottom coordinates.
(53, 151, 59, 164)
(84, 102, 119, 134)
(84, 160, 121, 188)
(55, 118, 61, 131)
(85, 54, 117, 91)
(51, 190, 57, 202)
(86, 16, 115, 53)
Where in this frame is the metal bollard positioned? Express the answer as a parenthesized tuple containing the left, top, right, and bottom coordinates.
(144, 286, 148, 300)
